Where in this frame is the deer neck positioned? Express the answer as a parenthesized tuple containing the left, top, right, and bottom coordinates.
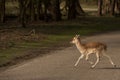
(75, 40, 86, 53)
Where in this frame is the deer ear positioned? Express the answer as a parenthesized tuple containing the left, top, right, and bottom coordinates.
(75, 35, 80, 38)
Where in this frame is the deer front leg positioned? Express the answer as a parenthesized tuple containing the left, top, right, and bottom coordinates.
(74, 54, 84, 66)
(85, 53, 94, 65)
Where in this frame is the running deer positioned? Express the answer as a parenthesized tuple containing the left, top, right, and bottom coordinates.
(71, 35, 116, 68)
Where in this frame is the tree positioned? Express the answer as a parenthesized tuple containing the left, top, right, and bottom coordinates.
(67, 0, 77, 19)
(98, 0, 103, 16)
(76, 0, 85, 15)
(0, 0, 5, 23)
(116, 0, 120, 14)
(43, 0, 52, 22)
(29, 0, 35, 21)
(111, 0, 116, 15)
(67, 0, 85, 19)
(101, 0, 119, 16)
(52, 0, 61, 21)
(18, 0, 30, 28)
(36, 0, 42, 20)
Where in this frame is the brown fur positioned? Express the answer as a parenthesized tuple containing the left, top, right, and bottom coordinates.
(71, 35, 115, 68)
(83, 42, 107, 51)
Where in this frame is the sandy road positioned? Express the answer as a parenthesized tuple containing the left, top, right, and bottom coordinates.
(0, 31, 120, 80)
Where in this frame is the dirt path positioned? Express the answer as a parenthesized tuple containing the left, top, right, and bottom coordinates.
(0, 31, 120, 80)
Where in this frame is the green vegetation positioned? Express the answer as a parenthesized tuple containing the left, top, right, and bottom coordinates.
(0, 17, 120, 67)
(0, 0, 120, 70)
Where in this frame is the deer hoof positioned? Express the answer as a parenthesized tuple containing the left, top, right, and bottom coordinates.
(91, 65, 95, 69)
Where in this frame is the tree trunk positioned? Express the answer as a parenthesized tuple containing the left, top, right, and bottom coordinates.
(116, 0, 120, 14)
(21, 9, 26, 28)
(30, 0, 35, 21)
(18, 0, 26, 28)
(98, 0, 103, 16)
(36, 0, 42, 20)
(43, 0, 53, 22)
(67, 0, 85, 19)
(53, 0, 61, 21)
(43, 1, 49, 22)
(68, 0, 77, 19)
(0, 0, 5, 23)
(76, 0, 85, 15)
(111, 0, 116, 15)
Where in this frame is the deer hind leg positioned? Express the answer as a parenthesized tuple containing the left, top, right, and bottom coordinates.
(103, 53, 116, 67)
(91, 52, 100, 68)
(74, 54, 84, 66)
(85, 53, 94, 65)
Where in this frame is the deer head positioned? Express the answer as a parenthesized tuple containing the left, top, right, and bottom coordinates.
(70, 35, 80, 44)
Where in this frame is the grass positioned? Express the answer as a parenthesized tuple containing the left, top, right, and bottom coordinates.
(0, 17, 120, 68)
(0, 1, 119, 69)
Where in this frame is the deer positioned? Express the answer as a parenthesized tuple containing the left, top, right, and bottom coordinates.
(71, 35, 116, 68)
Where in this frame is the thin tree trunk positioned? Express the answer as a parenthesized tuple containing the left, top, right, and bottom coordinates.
(111, 0, 116, 15)
(98, 0, 103, 16)
(0, 0, 5, 23)
(36, 0, 42, 20)
(44, 1, 48, 22)
(21, 9, 26, 28)
(116, 0, 120, 14)
(18, 0, 26, 28)
(30, 0, 35, 21)
(18, 0, 30, 28)
(43, 0, 53, 22)
(19, 0, 26, 28)
(53, 0, 61, 21)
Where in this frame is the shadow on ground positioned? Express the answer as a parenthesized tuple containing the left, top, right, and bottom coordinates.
(96, 67, 120, 70)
